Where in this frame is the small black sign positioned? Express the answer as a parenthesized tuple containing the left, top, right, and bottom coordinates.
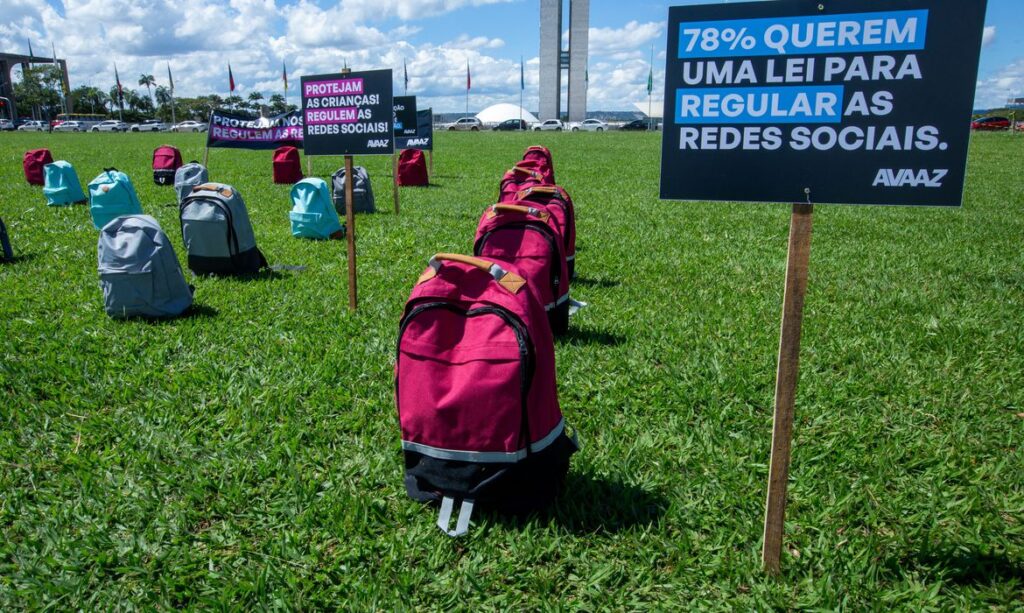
(396, 109, 434, 151)
(394, 96, 418, 137)
(660, 0, 988, 206)
(301, 69, 394, 156)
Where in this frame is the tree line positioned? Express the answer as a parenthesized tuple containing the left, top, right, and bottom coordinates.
(11, 65, 297, 122)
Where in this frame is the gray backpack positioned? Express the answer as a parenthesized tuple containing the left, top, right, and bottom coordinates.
(332, 166, 376, 214)
(179, 182, 267, 276)
(1, 217, 12, 262)
(98, 215, 193, 319)
(174, 162, 209, 203)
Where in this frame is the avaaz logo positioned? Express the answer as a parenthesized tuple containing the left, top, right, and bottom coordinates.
(872, 169, 948, 188)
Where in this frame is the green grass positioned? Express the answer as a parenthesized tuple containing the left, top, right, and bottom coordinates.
(1, 130, 1023, 609)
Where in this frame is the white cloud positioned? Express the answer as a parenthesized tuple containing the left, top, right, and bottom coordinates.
(982, 26, 996, 47)
(589, 21, 663, 55)
(975, 58, 1024, 108)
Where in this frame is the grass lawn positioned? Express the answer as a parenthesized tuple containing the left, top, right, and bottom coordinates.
(1, 130, 1023, 609)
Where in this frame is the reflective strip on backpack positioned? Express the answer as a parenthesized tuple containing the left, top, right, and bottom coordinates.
(437, 497, 474, 537)
(401, 418, 565, 463)
(544, 292, 570, 311)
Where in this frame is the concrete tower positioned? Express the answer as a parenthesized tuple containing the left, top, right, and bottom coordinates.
(538, 0, 588, 121)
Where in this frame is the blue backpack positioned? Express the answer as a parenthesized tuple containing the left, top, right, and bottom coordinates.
(43, 161, 87, 206)
(289, 178, 344, 239)
(88, 168, 143, 230)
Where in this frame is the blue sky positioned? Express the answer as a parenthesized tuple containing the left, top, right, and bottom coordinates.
(4, 0, 1022, 112)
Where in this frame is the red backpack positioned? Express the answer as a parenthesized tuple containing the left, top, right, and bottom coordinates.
(272, 146, 303, 184)
(498, 163, 547, 203)
(474, 203, 570, 335)
(398, 253, 577, 536)
(23, 149, 54, 185)
(522, 146, 555, 184)
(397, 149, 429, 186)
(515, 184, 577, 279)
(152, 145, 183, 186)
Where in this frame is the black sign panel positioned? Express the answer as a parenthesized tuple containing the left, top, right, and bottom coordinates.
(206, 109, 303, 150)
(394, 96, 418, 137)
(396, 109, 434, 151)
(301, 69, 394, 156)
(660, 0, 987, 206)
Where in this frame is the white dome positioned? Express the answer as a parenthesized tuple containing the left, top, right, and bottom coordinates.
(475, 103, 539, 125)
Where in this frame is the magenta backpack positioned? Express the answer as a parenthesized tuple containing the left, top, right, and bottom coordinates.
(515, 184, 577, 279)
(474, 204, 570, 335)
(153, 145, 183, 186)
(522, 146, 555, 184)
(498, 163, 546, 203)
(397, 253, 578, 536)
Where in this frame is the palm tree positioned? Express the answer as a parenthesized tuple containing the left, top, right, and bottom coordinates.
(247, 91, 264, 112)
(138, 74, 155, 105)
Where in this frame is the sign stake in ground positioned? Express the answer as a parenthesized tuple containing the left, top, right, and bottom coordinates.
(301, 66, 394, 311)
(392, 154, 400, 215)
(660, 0, 989, 573)
(762, 201, 813, 574)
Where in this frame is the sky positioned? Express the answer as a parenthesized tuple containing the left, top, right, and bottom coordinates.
(2, 0, 1022, 112)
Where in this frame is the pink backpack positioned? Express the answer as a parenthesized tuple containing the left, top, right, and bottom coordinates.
(397, 149, 429, 186)
(23, 149, 53, 185)
(498, 163, 546, 203)
(522, 146, 555, 184)
(152, 145, 183, 186)
(474, 203, 570, 335)
(515, 184, 577, 279)
(398, 253, 577, 536)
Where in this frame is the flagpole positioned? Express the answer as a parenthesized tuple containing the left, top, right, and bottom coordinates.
(519, 55, 523, 131)
(648, 45, 654, 131)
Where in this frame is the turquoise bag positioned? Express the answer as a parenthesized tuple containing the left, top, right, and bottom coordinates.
(88, 168, 143, 230)
(43, 161, 87, 206)
(289, 178, 343, 240)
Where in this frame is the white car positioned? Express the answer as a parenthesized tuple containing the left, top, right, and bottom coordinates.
(172, 121, 208, 133)
(570, 119, 608, 132)
(444, 117, 482, 131)
(53, 121, 84, 132)
(18, 120, 46, 132)
(91, 120, 128, 132)
(533, 119, 565, 131)
(131, 119, 167, 132)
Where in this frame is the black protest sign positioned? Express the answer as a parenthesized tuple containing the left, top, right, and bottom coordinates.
(396, 109, 434, 151)
(660, 0, 988, 206)
(207, 109, 303, 150)
(394, 96, 418, 137)
(301, 69, 394, 156)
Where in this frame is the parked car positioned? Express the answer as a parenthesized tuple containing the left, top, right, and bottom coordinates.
(17, 120, 46, 132)
(91, 120, 129, 132)
(620, 119, 656, 131)
(533, 119, 564, 131)
(970, 116, 1010, 131)
(0, 119, 14, 131)
(493, 119, 530, 131)
(53, 121, 84, 132)
(171, 120, 208, 133)
(570, 118, 608, 132)
(131, 119, 167, 132)
(444, 117, 482, 131)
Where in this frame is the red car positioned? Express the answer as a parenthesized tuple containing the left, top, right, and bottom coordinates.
(971, 116, 1010, 130)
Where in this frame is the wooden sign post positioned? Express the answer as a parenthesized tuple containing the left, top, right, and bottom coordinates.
(392, 154, 400, 215)
(761, 202, 813, 574)
(343, 153, 357, 311)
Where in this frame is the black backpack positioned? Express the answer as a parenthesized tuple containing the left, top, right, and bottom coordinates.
(331, 166, 376, 214)
(0, 217, 12, 262)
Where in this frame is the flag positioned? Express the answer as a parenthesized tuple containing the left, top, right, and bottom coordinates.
(466, 61, 471, 91)
(228, 63, 235, 93)
(167, 63, 174, 94)
(52, 42, 67, 94)
(282, 61, 288, 91)
(115, 63, 123, 104)
(646, 66, 653, 95)
(403, 59, 409, 93)
(520, 56, 525, 91)
(27, 39, 34, 57)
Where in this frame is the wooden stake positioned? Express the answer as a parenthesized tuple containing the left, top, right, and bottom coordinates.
(306, 153, 312, 177)
(428, 150, 433, 178)
(762, 202, 814, 574)
(344, 155, 357, 311)
(392, 153, 400, 215)
(202, 146, 209, 167)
